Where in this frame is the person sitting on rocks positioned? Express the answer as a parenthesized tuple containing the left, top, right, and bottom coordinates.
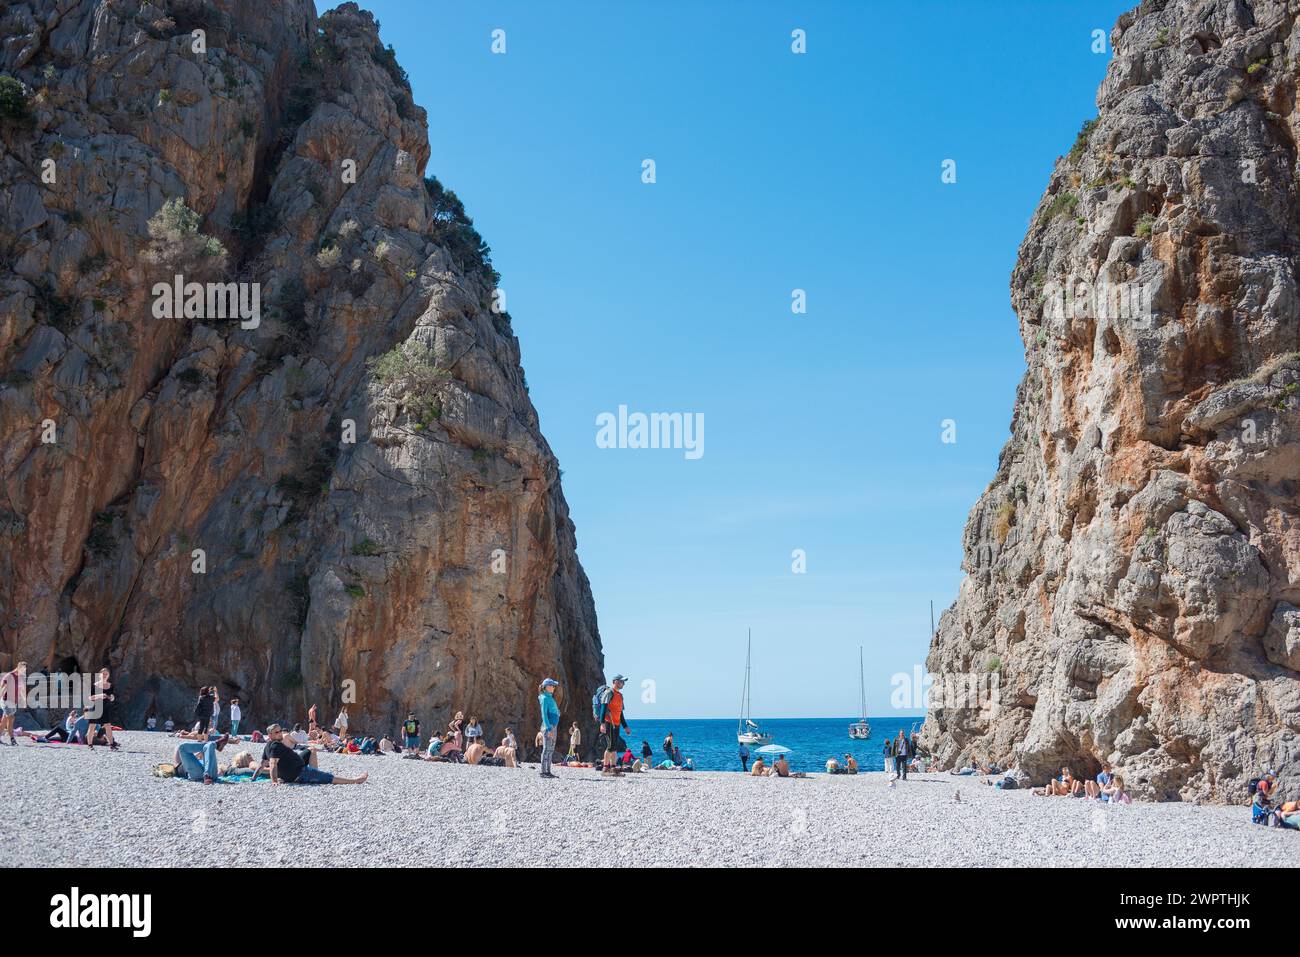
(770, 755, 791, 778)
(464, 738, 488, 765)
(1034, 766, 1082, 797)
(844, 753, 859, 774)
(1086, 763, 1116, 800)
(750, 756, 766, 776)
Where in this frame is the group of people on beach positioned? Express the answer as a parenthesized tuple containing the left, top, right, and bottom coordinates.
(1251, 771, 1300, 829)
(150, 671, 650, 785)
(5, 658, 1295, 824)
(1030, 763, 1132, 803)
(3, 662, 120, 751)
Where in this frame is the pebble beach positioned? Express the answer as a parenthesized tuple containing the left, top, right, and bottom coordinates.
(2, 732, 1297, 868)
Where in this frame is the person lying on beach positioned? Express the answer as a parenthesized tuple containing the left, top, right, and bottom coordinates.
(253, 724, 367, 786)
(33, 710, 79, 743)
(173, 734, 231, 784)
(750, 756, 766, 776)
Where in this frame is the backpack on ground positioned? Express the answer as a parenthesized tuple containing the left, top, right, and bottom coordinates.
(591, 685, 612, 721)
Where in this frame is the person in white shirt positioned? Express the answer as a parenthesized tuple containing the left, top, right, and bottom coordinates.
(164, 717, 175, 732)
(229, 698, 242, 735)
(146, 714, 157, 731)
(334, 706, 348, 737)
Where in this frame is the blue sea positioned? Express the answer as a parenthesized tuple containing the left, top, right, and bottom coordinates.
(616, 717, 924, 774)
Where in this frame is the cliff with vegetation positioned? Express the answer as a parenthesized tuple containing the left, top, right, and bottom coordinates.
(0, 0, 603, 744)
(923, 0, 1300, 801)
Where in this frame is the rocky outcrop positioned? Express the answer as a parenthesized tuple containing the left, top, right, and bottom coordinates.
(0, 0, 603, 747)
(923, 0, 1300, 801)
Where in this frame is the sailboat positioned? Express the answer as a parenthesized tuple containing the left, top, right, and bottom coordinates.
(737, 629, 772, 746)
(848, 646, 871, 739)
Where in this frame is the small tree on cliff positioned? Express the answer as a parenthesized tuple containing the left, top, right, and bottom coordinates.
(145, 198, 228, 278)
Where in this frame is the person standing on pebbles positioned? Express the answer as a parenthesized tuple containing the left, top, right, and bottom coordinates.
(0, 661, 27, 746)
(85, 667, 119, 751)
(599, 674, 631, 776)
(537, 678, 561, 779)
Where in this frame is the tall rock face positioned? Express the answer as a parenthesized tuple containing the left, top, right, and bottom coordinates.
(923, 0, 1300, 801)
(0, 0, 604, 746)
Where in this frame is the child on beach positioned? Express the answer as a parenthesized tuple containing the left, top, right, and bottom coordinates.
(568, 721, 581, 759)
(229, 698, 241, 736)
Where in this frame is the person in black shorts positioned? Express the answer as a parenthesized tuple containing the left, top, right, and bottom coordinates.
(84, 667, 119, 751)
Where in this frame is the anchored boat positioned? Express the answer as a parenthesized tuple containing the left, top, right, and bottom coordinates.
(848, 646, 871, 739)
(737, 629, 772, 746)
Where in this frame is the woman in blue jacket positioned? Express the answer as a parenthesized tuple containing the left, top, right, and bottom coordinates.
(538, 678, 561, 779)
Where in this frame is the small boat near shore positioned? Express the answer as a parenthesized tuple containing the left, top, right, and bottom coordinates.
(737, 630, 772, 746)
(848, 646, 871, 739)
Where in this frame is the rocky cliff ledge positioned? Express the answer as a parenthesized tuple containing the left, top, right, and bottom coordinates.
(923, 0, 1300, 801)
(0, 0, 603, 744)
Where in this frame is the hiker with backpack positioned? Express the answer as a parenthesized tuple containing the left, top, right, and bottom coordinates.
(538, 678, 561, 779)
(592, 675, 631, 774)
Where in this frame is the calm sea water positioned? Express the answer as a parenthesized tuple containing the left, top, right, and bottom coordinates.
(615, 717, 923, 774)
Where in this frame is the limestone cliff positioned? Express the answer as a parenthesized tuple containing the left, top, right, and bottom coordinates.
(0, 0, 604, 746)
(923, 0, 1300, 801)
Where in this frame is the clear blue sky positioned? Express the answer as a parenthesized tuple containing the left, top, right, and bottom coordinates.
(360, 0, 1133, 718)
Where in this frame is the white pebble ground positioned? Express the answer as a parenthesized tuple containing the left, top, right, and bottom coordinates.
(2, 732, 1297, 867)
